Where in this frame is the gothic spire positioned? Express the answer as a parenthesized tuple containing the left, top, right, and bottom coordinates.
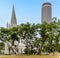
(7, 22, 8, 28)
(11, 5, 17, 27)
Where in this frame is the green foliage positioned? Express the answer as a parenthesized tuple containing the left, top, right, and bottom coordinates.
(24, 46, 36, 55)
(0, 42, 4, 50)
(0, 19, 60, 55)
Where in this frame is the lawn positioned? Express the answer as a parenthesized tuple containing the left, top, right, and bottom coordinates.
(0, 55, 59, 58)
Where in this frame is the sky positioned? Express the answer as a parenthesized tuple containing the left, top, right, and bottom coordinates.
(0, 0, 60, 27)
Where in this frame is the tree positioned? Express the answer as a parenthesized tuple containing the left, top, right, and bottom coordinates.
(18, 22, 37, 54)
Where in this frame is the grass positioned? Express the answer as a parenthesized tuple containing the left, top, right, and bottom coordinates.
(0, 55, 59, 58)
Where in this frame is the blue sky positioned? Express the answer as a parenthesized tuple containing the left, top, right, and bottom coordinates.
(0, 0, 60, 27)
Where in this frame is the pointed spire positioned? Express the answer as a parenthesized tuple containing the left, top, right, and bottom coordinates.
(11, 4, 17, 27)
(7, 22, 9, 28)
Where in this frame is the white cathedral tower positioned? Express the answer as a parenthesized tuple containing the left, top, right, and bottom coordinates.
(7, 5, 17, 28)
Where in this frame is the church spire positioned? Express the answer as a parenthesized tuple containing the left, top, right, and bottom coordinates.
(7, 22, 9, 28)
(11, 5, 17, 27)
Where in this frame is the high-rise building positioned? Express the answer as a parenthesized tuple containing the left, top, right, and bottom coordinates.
(41, 2, 52, 23)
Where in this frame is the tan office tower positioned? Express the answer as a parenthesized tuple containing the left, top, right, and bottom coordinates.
(41, 2, 52, 23)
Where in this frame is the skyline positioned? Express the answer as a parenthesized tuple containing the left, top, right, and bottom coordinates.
(0, 0, 60, 27)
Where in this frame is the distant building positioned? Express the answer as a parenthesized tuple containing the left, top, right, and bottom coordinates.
(41, 2, 52, 23)
(7, 5, 17, 28)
